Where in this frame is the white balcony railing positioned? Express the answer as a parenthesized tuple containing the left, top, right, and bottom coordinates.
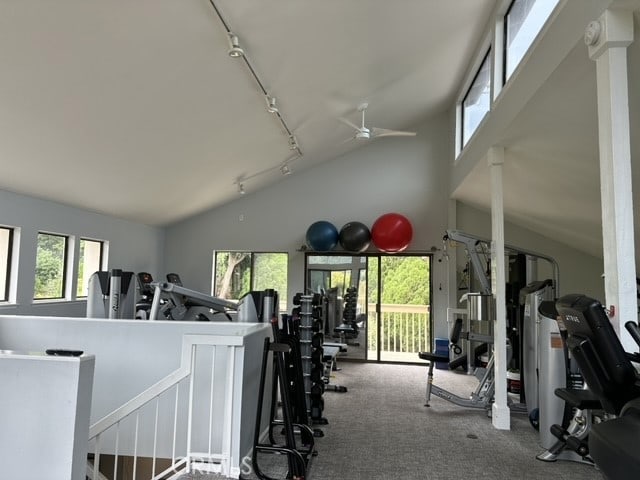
(87, 333, 245, 480)
(367, 303, 431, 360)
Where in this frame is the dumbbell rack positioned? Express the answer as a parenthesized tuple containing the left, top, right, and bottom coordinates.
(298, 294, 328, 425)
(251, 336, 315, 480)
(334, 286, 360, 346)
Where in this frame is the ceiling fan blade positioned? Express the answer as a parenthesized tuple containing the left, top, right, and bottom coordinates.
(338, 135, 356, 146)
(371, 127, 417, 138)
(338, 116, 361, 131)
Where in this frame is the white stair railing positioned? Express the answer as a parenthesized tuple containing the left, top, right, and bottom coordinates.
(87, 333, 245, 480)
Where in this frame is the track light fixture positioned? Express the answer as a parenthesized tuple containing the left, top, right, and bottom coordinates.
(280, 164, 292, 176)
(227, 32, 244, 58)
(209, 1, 303, 193)
(266, 95, 278, 114)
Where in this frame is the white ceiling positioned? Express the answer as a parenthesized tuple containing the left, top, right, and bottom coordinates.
(0, 0, 496, 226)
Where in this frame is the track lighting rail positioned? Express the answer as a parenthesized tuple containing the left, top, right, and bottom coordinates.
(208, 1, 303, 196)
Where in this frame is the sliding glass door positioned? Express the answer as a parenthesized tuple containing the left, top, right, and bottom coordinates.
(305, 253, 431, 363)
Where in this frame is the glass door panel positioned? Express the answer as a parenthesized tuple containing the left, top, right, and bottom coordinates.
(379, 256, 431, 362)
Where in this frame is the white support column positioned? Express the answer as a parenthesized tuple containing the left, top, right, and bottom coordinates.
(489, 146, 510, 430)
(448, 199, 458, 312)
(586, 9, 638, 351)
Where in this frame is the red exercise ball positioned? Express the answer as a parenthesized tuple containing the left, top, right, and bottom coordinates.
(371, 213, 413, 253)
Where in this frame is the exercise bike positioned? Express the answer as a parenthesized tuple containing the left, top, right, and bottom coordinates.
(535, 294, 640, 471)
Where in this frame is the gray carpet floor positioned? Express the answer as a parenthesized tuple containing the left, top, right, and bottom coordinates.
(182, 362, 604, 479)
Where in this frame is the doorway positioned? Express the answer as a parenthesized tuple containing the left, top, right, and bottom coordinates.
(305, 253, 432, 363)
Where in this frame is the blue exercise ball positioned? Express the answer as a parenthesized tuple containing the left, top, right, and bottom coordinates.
(306, 221, 339, 251)
(339, 221, 371, 252)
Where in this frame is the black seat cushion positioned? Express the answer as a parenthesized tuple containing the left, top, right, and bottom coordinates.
(418, 352, 449, 363)
(554, 388, 602, 410)
(589, 413, 640, 480)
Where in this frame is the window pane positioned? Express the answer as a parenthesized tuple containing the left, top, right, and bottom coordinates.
(308, 270, 330, 293)
(253, 253, 288, 311)
(462, 49, 491, 146)
(330, 270, 351, 297)
(77, 239, 103, 297)
(308, 256, 353, 265)
(505, 0, 559, 81)
(252, 253, 288, 294)
(34, 233, 67, 299)
(0, 227, 12, 302)
(214, 251, 251, 300)
(214, 251, 289, 311)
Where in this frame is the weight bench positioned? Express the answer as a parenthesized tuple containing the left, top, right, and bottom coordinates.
(322, 344, 347, 393)
(540, 294, 640, 465)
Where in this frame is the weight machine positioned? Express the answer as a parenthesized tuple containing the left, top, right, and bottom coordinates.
(419, 230, 559, 412)
(443, 229, 559, 299)
(87, 269, 137, 319)
(148, 279, 238, 321)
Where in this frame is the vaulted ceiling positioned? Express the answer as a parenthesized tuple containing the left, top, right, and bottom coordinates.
(0, 0, 496, 225)
(2, 1, 639, 266)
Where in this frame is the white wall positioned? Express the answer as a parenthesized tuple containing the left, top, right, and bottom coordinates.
(0, 316, 271, 475)
(0, 188, 164, 316)
(456, 202, 605, 301)
(164, 113, 453, 326)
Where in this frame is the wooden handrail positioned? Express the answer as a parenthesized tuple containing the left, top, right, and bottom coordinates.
(368, 303, 430, 314)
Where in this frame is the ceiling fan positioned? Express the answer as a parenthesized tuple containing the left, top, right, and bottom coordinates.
(339, 102, 416, 142)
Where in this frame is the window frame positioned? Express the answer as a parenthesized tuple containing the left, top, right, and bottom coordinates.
(503, 0, 517, 85)
(34, 231, 70, 301)
(0, 226, 14, 302)
(460, 47, 492, 150)
(76, 237, 106, 298)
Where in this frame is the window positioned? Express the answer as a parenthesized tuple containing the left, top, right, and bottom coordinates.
(461, 49, 491, 147)
(0, 227, 13, 302)
(213, 251, 288, 310)
(504, 0, 559, 82)
(34, 232, 69, 300)
(77, 238, 105, 297)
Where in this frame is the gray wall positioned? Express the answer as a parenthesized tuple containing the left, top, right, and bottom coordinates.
(164, 113, 453, 325)
(455, 202, 605, 301)
(0, 113, 606, 340)
(0, 188, 164, 316)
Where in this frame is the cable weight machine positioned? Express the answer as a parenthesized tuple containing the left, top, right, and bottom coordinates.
(421, 230, 559, 412)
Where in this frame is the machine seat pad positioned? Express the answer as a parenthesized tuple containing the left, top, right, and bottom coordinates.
(322, 346, 340, 362)
(323, 342, 348, 353)
(589, 413, 640, 480)
(554, 388, 602, 410)
(418, 352, 449, 363)
(334, 324, 357, 333)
